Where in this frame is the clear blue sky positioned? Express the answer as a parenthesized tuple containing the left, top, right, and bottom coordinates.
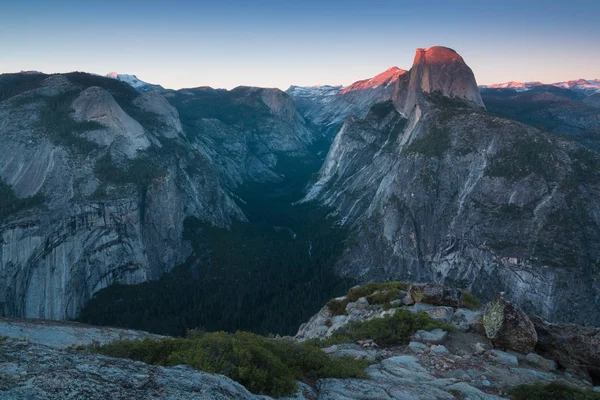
(1, 0, 599, 90)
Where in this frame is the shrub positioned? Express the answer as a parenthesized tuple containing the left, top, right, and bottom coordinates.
(326, 281, 409, 316)
(509, 382, 600, 400)
(326, 297, 349, 316)
(320, 309, 452, 347)
(462, 291, 481, 310)
(94, 331, 370, 397)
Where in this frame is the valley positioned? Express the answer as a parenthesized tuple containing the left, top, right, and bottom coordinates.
(1, 46, 600, 338)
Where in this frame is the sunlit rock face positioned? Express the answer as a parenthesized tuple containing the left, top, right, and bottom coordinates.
(395, 46, 485, 116)
(305, 47, 600, 325)
(0, 73, 244, 320)
(287, 67, 408, 137)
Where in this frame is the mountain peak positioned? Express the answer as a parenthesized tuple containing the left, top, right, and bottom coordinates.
(414, 46, 462, 64)
(340, 66, 407, 94)
(105, 72, 164, 93)
(396, 46, 484, 115)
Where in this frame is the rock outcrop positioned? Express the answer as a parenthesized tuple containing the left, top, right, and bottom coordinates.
(71, 86, 151, 158)
(133, 91, 183, 138)
(304, 46, 600, 325)
(408, 283, 463, 308)
(483, 295, 538, 354)
(531, 316, 600, 380)
(0, 338, 264, 400)
(394, 46, 485, 116)
(0, 317, 162, 348)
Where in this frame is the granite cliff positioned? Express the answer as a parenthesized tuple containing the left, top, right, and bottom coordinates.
(305, 47, 600, 325)
(0, 72, 316, 321)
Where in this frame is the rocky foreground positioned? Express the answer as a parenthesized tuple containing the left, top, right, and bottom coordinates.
(1, 283, 600, 399)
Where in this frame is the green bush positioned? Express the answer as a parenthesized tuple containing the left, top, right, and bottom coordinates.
(319, 309, 452, 347)
(94, 331, 370, 397)
(462, 291, 481, 310)
(509, 382, 600, 400)
(326, 297, 349, 316)
(326, 281, 409, 316)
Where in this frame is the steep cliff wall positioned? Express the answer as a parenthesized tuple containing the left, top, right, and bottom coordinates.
(0, 73, 244, 320)
(306, 48, 600, 325)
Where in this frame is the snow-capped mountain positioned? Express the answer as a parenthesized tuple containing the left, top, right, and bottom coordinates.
(106, 72, 165, 93)
(483, 81, 543, 91)
(553, 79, 600, 94)
(481, 79, 600, 94)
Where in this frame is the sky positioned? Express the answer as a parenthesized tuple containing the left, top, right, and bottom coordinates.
(1, 0, 599, 90)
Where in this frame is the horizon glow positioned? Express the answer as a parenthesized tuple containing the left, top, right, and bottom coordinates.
(1, 0, 599, 90)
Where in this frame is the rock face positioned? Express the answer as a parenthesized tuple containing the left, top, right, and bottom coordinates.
(395, 46, 485, 116)
(0, 71, 323, 322)
(0, 317, 163, 348)
(133, 91, 183, 138)
(483, 295, 538, 354)
(409, 283, 463, 308)
(168, 86, 317, 188)
(0, 72, 245, 320)
(532, 316, 600, 379)
(71, 86, 151, 158)
(287, 67, 407, 137)
(304, 46, 600, 325)
(0, 339, 264, 400)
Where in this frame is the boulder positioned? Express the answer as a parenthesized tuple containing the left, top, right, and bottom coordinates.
(487, 349, 519, 367)
(403, 292, 416, 306)
(408, 341, 430, 354)
(531, 316, 600, 379)
(432, 345, 450, 354)
(410, 329, 448, 345)
(408, 303, 454, 322)
(473, 342, 489, 355)
(390, 299, 403, 308)
(409, 284, 463, 308)
(483, 295, 537, 354)
(345, 297, 369, 316)
(526, 353, 557, 372)
(452, 308, 485, 334)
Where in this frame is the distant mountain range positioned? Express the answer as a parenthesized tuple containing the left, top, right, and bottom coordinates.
(481, 79, 600, 94)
